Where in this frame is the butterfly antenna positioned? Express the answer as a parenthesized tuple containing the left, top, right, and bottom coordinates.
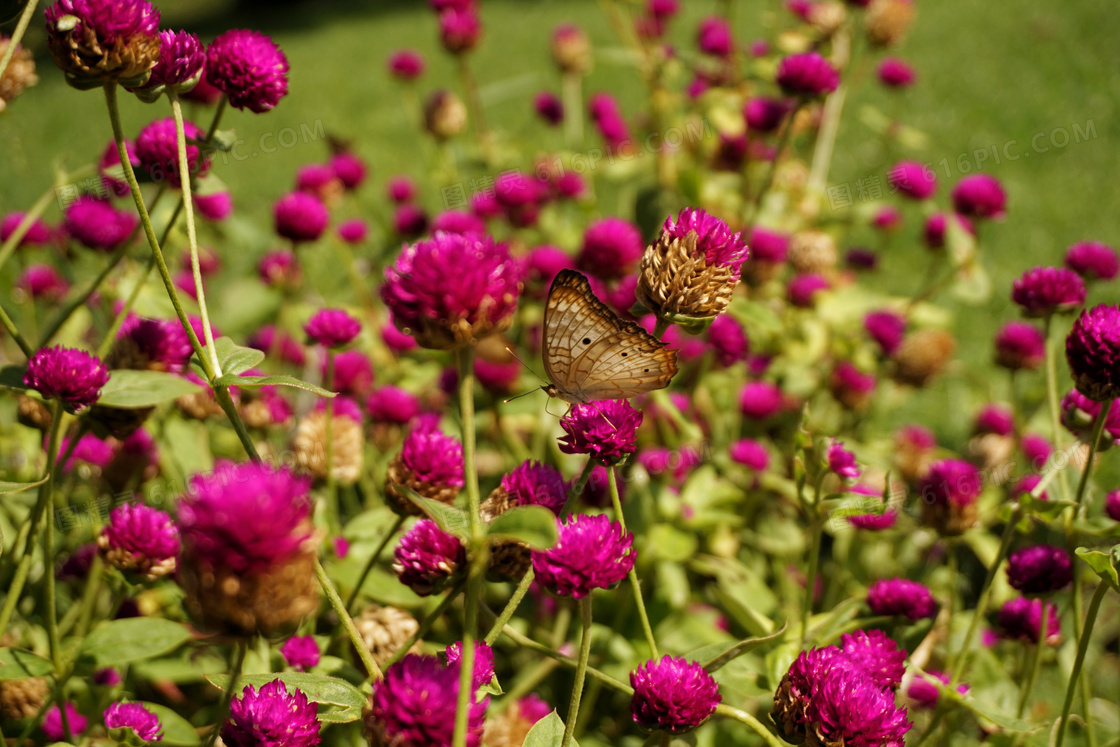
(502, 389, 540, 404)
(505, 346, 548, 385)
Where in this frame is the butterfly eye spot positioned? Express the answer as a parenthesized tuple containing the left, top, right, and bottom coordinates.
(644, 368, 649, 372)
(621, 352, 628, 357)
(582, 337, 591, 345)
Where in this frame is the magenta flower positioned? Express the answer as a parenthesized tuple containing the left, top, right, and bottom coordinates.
(840, 629, 906, 690)
(906, 671, 967, 710)
(577, 217, 644, 280)
(952, 174, 1006, 219)
(386, 175, 417, 204)
(222, 680, 321, 747)
(558, 399, 642, 464)
(18, 264, 69, 300)
(366, 386, 420, 425)
(296, 164, 338, 196)
(1006, 544, 1072, 595)
(43, 703, 88, 741)
(117, 316, 194, 373)
(141, 29, 204, 91)
(445, 640, 495, 691)
(997, 597, 1061, 645)
(400, 422, 465, 489)
(887, 161, 936, 200)
(1065, 241, 1119, 281)
(1066, 304, 1120, 402)
(1011, 266, 1086, 317)
(867, 578, 937, 622)
(493, 172, 546, 227)
(382, 231, 521, 350)
(388, 49, 426, 79)
(393, 519, 466, 596)
(748, 226, 790, 264)
(974, 404, 1014, 436)
(501, 460, 568, 515)
(44, 0, 160, 85)
(661, 207, 748, 279)
(826, 439, 861, 479)
(919, 459, 983, 507)
(366, 655, 486, 747)
(589, 93, 633, 156)
(1106, 490, 1120, 521)
(393, 204, 429, 238)
(304, 308, 361, 348)
(439, 7, 481, 54)
(205, 29, 289, 113)
(258, 249, 301, 290)
(330, 153, 367, 190)
(776, 52, 839, 97)
(830, 361, 877, 408)
(104, 702, 162, 741)
(328, 350, 374, 397)
(994, 321, 1045, 371)
(99, 503, 179, 580)
(864, 310, 906, 356)
(533, 513, 635, 598)
(178, 462, 313, 574)
(739, 380, 784, 420)
(744, 97, 793, 134)
(280, 635, 321, 672)
(534, 91, 565, 126)
(923, 212, 975, 250)
(697, 16, 733, 57)
(93, 668, 122, 686)
(24, 345, 110, 412)
(432, 210, 486, 236)
(630, 656, 720, 733)
(730, 438, 769, 471)
(274, 192, 329, 244)
(337, 219, 368, 244)
(1, 211, 53, 247)
(878, 57, 915, 87)
(788, 273, 831, 307)
(708, 314, 749, 367)
(1059, 389, 1120, 441)
(64, 196, 138, 251)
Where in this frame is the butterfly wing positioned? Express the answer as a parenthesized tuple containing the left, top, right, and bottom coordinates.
(543, 269, 678, 403)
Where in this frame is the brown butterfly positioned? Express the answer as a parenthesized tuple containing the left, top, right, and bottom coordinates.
(541, 269, 678, 404)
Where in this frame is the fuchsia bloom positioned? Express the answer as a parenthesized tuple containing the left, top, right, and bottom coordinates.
(222, 680, 321, 747)
(1065, 241, 1119, 281)
(206, 29, 290, 113)
(589, 93, 633, 156)
(994, 321, 1046, 371)
(577, 217, 644, 280)
(274, 192, 329, 244)
(104, 702, 162, 741)
(923, 212, 975, 250)
(445, 640, 495, 691)
(788, 273, 830, 307)
(864, 310, 906, 355)
(559, 399, 642, 463)
(776, 52, 839, 97)
(386, 175, 417, 204)
(64, 196, 138, 251)
(24, 345, 110, 412)
(501, 461, 568, 516)
(907, 672, 968, 710)
(533, 513, 635, 598)
(919, 460, 983, 508)
(493, 172, 546, 227)
(660, 207, 749, 281)
(827, 440, 861, 479)
(328, 350, 374, 397)
(118, 316, 194, 372)
(400, 422, 465, 490)
(997, 597, 1061, 645)
(1105, 490, 1120, 521)
(366, 386, 420, 425)
(388, 49, 425, 80)
(382, 231, 521, 350)
(336, 219, 368, 244)
(366, 655, 486, 747)
(630, 656, 720, 733)
(974, 404, 1014, 437)
(393, 204, 429, 238)
(697, 16, 733, 57)
(259, 249, 301, 289)
(867, 578, 938, 621)
(1020, 433, 1053, 471)
(522, 246, 574, 292)
(887, 161, 936, 200)
(141, 29, 204, 91)
(1011, 266, 1086, 317)
(534, 91, 564, 125)
(43, 703, 88, 741)
(280, 635, 320, 672)
(330, 153, 367, 190)
(296, 164, 338, 196)
(840, 629, 906, 690)
(432, 209, 486, 236)
(393, 519, 466, 596)
(1, 212, 53, 247)
(748, 226, 790, 263)
(952, 174, 1006, 219)
(730, 438, 770, 471)
(58, 432, 115, 472)
(304, 308, 361, 348)
(18, 264, 69, 300)
(439, 7, 482, 54)
(708, 314, 749, 367)
(1065, 304, 1120, 402)
(878, 57, 915, 87)
(1059, 389, 1120, 442)
(248, 325, 306, 366)
(744, 97, 792, 134)
(846, 484, 898, 531)
(1006, 545, 1073, 595)
(739, 381, 785, 420)
(44, 0, 161, 85)
(99, 503, 179, 580)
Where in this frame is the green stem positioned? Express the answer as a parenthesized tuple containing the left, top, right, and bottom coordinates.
(608, 466, 658, 658)
(324, 352, 337, 527)
(1055, 579, 1109, 747)
(0, 0, 39, 97)
(457, 56, 492, 164)
(38, 239, 135, 349)
(800, 517, 823, 648)
(1072, 400, 1112, 517)
(203, 96, 229, 142)
(484, 568, 535, 646)
(0, 401, 66, 636)
(562, 597, 594, 747)
(0, 182, 54, 276)
(746, 102, 802, 230)
(314, 558, 382, 680)
(385, 578, 467, 670)
(1016, 602, 1048, 717)
(561, 458, 596, 518)
(345, 514, 405, 613)
(204, 640, 247, 747)
(1044, 315, 1073, 503)
(0, 300, 32, 357)
(561, 72, 583, 148)
(712, 704, 787, 747)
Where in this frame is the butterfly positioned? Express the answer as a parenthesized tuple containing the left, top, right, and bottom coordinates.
(541, 269, 678, 404)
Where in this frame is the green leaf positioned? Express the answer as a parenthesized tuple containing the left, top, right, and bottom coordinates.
(206, 672, 366, 724)
(95, 370, 202, 409)
(702, 620, 789, 673)
(0, 648, 54, 678)
(408, 494, 470, 538)
(213, 374, 336, 398)
(0, 364, 29, 390)
(522, 711, 573, 747)
(0, 477, 48, 496)
(939, 681, 1033, 732)
(486, 505, 558, 549)
(1077, 546, 1120, 591)
(208, 129, 238, 152)
(191, 337, 265, 378)
(78, 618, 192, 667)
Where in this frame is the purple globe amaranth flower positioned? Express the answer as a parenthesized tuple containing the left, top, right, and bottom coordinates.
(830, 361, 877, 410)
(919, 459, 983, 535)
(44, 0, 161, 86)
(393, 204, 429, 238)
(847, 483, 899, 531)
(57, 432, 114, 472)
(864, 310, 906, 356)
(1021, 433, 1053, 471)
(577, 217, 644, 280)
(1059, 388, 1120, 443)
(445, 640, 495, 691)
(730, 438, 769, 471)
(64, 195, 138, 251)
(98, 503, 179, 580)
(304, 308, 361, 348)
(1011, 266, 1086, 317)
(558, 399, 642, 464)
(776, 52, 839, 97)
(974, 404, 1014, 437)
(997, 597, 1061, 645)
(534, 90, 564, 126)
(521, 246, 574, 294)
(878, 57, 915, 87)
(195, 191, 232, 221)
(104, 701, 162, 741)
(697, 16, 733, 57)
(1, 212, 53, 247)
(887, 161, 936, 200)
(1006, 544, 1073, 595)
(328, 350, 374, 397)
(739, 380, 785, 420)
(840, 629, 906, 690)
(501, 460, 568, 516)
(386, 175, 417, 204)
(649, 0, 680, 19)
(24, 345, 110, 412)
(205, 29, 289, 113)
(336, 218, 368, 245)
(906, 671, 968, 710)
(827, 439, 861, 479)
(388, 49, 425, 79)
(296, 164, 340, 199)
(744, 97, 793, 134)
(112, 316, 194, 373)
(439, 7, 482, 54)
(280, 635, 321, 672)
(382, 231, 521, 350)
(867, 578, 938, 622)
(134, 29, 203, 97)
(43, 702, 88, 741)
(135, 116, 210, 186)
(637, 208, 749, 321)
(588, 93, 633, 156)
(93, 667, 122, 686)
(871, 206, 903, 232)
(846, 248, 879, 271)
(274, 191, 329, 244)
(995, 321, 1046, 371)
(432, 209, 486, 236)
(331, 152, 367, 191)
(365, 655, 486, 747)
(1105, 490, 1120, 521)
(532, 513, 635, 598)
(259, 249, 301, 290)
(385, 421, 465, 514)
(708, 314, 749, 367)
(1065, 241, 1119, 281)
(788, 273, 830, 307)
(18, 264, 70, 300)
(366, 386, 420, 426)
(223, 680, 321, 747)
(923, 212, 975, 250)
(1066, 304, 1120, 402)
(493, 172, 546, 228)
(630, 655, 720, 734)
(392, 519, 466, 596)
(952, 174, 1006, 219)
